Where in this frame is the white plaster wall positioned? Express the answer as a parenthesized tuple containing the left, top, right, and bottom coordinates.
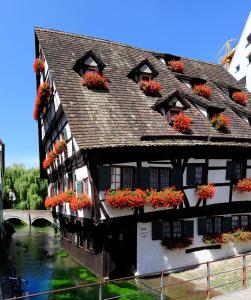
(136, 221, 251, 275)
(228, 11, 251, 91)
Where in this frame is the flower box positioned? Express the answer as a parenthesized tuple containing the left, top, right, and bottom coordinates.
(139, 80, 162, 96)
(168, 60, 184, 73)
(162, 237, 192, 250)
(44, 195, 61, 209)
(69, 193, 93, 211)
(232, 91, 248, 106)
(211, 113, 230, 132)
(33, 58, 45, 74)
(106, 188, 146, 209)
(203, 229, 251, 245)
(54, 140, 67, 155)
(235, 178, 251, 193)
(81, 72, 109, 90)
(196, 183, 216, 200)
(33, 82, 52, 121)
(193, 84, 212, 98)
(172, 112, 192, 134)
(148, 187, 184, 208)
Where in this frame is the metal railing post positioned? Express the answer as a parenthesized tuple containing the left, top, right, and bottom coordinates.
(243, 255, 247, 289)
(160, 271, 164, 300)
(206, 261, 211, 299)
(99, 279, 103, 300)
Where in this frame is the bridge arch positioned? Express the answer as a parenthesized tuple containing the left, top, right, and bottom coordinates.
(5, 217, 24, 225)
(32, 217, 52, 226)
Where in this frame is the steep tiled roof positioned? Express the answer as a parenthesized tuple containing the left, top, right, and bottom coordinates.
(35, 27, 251, 150)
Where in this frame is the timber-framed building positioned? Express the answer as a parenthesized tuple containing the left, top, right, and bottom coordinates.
(34, 27, 251, 278)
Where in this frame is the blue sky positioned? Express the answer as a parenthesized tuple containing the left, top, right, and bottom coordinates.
(0, 1, 250, 168)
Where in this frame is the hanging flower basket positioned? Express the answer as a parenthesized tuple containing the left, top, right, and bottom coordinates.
(162, 237, 192, 250)
(232, 91, 248, 106)
(148, 187, 184, 208)
(106, 188, 146, 209)
(54, 140, 67, 155)
(172, 112, 192, 134)
(211, 113, 230, 132)
(81, 72, 109, 90)
(168, 60, 184, 73)
(196, 183, 216, 200)
(193, 84, 212, 98)
(139, 80, 162, 96)
(33, 58, 45, 75)
(235, 178, 251, 193)
(70, 194, 93, 211)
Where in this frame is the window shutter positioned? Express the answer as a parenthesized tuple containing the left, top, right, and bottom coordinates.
(226, 161, 236, 180)
(186, 165, 195, 185)
(223, 217, 232, 232)
(198, 218, 206, 235)
(152, 220, 163, 240)
(172, 167, 183, 190)
(98, 166, 111, 190)
(136, 167, 150, 189)
(184, 220, 194, 238)
(77, 181, 83, 194)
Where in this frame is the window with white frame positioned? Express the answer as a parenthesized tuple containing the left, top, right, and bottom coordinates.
(111, 167, 134, 189)
(150, 168, 171, 190)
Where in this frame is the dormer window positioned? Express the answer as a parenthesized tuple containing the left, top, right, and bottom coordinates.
(128, 59, 158, 83)
(74, 50, 105, 77)
(166, 99, 185, 123)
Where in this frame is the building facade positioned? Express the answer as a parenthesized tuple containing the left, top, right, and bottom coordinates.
(225, 11, 251, 91)
(34, 27, 251, 278)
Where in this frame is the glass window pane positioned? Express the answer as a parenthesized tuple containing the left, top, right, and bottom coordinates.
(150, 168, 159, 190)
(173, 221, 182, 237)
(122, 167, 133, 189)
(194, 166, 203, 185)
(160, 169, 170, 190)
(232, 216, 239, 229)
(111, 167, 121, 189)
(241, 216, 249, 229)
(214, 217, 222, 233)
(162, 221, 171, 238)
(206, 218, 213, 234)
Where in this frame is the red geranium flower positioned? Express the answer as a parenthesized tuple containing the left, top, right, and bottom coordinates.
(81, 72, 109, 90)
(33, 58, 45, 74)
(172, 112, 192, 134)
(54, 140, 67, 155)
(168, 60, 184, 73)
(196, 183, 216, 200)
(148, 187, 184, 208)
(211, 113, 230, 132)
(235, 178, 251, 193)
(232, 91, 248, 106)
(106, 188, 146, 209)
(193, 84, 212, 98)
(139, 80, 162, 96)
(70, 193, 93, 211)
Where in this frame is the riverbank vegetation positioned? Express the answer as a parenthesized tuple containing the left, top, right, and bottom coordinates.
(3, 164, 48, 210)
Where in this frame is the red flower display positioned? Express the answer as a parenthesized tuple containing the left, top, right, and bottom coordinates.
(59, 190, 75, 203)
(193, 84, 212, 98)
(168, 60, 184, 73)
(70, 193, 93, 211)
(172, 112, 192, 134)
(148, 187, 184, 208)
(232, 91, 248, 106)
(235, 178, 251, 193)
(44, 195, 61, 208)
(54, 140, 67, 155)
(203, 229, 251, 244)
(42, 150, 58, 170)
(196, 183, 216, 200)
(33, 82, 52, 121)
(106, 188, 146, 209)
(139, 80, 162, 96)
(33, 58, 45, 74)
(81, 72, 109, 90)
(211, 113, 230, 132)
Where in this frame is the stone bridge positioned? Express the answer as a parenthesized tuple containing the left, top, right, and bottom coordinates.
(3, 209, 54, 226)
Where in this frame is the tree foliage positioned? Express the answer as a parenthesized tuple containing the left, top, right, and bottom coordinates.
(3, 164, 48, 210)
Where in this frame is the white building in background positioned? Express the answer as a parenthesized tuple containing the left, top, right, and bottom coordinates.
(226, 11, 251, 91)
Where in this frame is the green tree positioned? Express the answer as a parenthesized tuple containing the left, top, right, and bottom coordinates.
(3, 164, 48, 210)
